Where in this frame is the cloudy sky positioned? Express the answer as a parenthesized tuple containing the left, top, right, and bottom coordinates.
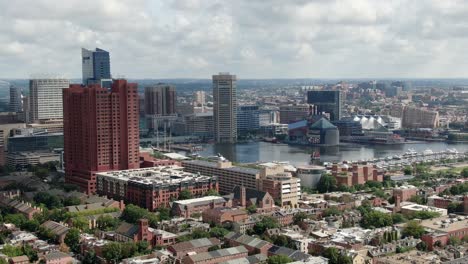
(1, 0, 468, 79)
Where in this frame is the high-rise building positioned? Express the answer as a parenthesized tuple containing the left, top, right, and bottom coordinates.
(194, 91, 206, 106)
(213, 73, 237, 143)
(144, 84, 177, 130)
(9, 85, 22, 113)
(237, 105, 260, 134)
(81, 48, 111, 86)
(307, 90, 343, 121)
(29, 78, 69, 123)
(63, 79, 139, 194)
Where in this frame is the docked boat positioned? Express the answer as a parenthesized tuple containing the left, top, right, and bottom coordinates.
(311, 151, 321, 160)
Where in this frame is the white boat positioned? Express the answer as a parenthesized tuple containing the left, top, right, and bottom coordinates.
(423, 149, 433, 155)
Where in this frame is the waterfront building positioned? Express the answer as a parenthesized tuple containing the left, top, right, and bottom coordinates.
(402, 106, 439, 129)
(296, 165, 326, 189)
(331, 163, 384, 187)
(96, 166, 219, 210)
(332, 120, 363, 136)
(213, 73, 237, 143)
(260, 123, 288, 137)
(237, 105, 260, 135)
(182, 159, 259, 194)
(63, 79, 140, 194)
(9, 85, 22, 113)
(144, 84, 177, 130)
(288, 117, 340, 146)
(279, 105, 309, 124)
(307, 90, 343, 121)
(173, 112, 214, 138)
(82, 48, 111, 87)
(29, 78, 69, 123)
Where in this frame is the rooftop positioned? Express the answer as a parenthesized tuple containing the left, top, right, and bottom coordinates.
(187, 246, 248, 262)
(418, 215, 468, 233)
(96, 166, 216, 186)
(172, 196, 225, 205)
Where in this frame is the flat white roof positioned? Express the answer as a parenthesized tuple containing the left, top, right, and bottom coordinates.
(173, 196, 224, 205)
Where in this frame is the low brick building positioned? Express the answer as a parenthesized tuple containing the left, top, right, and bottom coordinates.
(202, 207, 248, 225)
(420, 216, 468, 250)
(393, 185, 418, 202)
(224, 232, 273, 255)
(331, 163, 383, 187)
(171, 196, 229, 218)
(40, 221, 69, 244)
(167, 238, 222, 259)
(230, 186, 275, 212)
(182, 246, 248, 264)
(41, 251, 73, 264)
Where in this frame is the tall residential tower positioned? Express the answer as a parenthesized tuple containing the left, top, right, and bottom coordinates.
(63, 79, 140, 193)
(213, 73, 237, 143)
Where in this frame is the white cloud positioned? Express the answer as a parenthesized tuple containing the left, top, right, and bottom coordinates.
(1, 0, 468, 78)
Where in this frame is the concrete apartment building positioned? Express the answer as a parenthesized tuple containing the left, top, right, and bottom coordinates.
(182, 159, 259, 194)
(96, 166, 218, 210)
(258, 164, 301, 208)
(213, 73, 237, 143)
(63, 80, 140, 194)
(29, 78, 69, 123)
(401, 106, 440, 129)
(194, 90, 206, 105)
(279, 105, 310, 124)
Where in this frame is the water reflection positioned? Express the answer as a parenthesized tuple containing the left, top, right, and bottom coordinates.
(198, 141, 468, 166)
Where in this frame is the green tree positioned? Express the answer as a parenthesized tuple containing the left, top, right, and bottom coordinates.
(35, 167, 49, 179)
(64, 228, 81, 253)
(205, 189, 220, 196)
(402, 220, 425, 238)
(253, 216, 279, 235)
(267, 255, 293, 264)
(72, 216, 89, 230)
(1, 244, 23, 257)
(293, 212, 308, 224)
(416, 241, 428, 251)
(97, 215, 119, 230)
(63, 196, 81, 206)
(447, 202, 463, 213)
(20, 219, 40, 232)
(209, 227, 229, 238)
(323, 247, 340, 264)
(156, 207, 171, 221)
(316, 174, 337, 193)
(82, 251, 97, 264)
(192, 228, 210, 239)
(22, 244, 38, 262)
(121, 204, 149, 224)
(323, 206, 342, 217)
(136, 241, 151, 254)
(403, 166, 413, 175)
(461, 167, 468, 177)
(102, 242, 122, 264)
(449, 236, 461, 246)
(179, 189, 192, 200)
(246, 204, 257, 214)
(391, 213, 407, 224)
(365, 181, 383, 189)
(33, 192, 62, 209)
(360, 210, 393, 228)
(37, 226, 55, 242)
(4, 214, 27, 226)
(408, 195, 425, 205)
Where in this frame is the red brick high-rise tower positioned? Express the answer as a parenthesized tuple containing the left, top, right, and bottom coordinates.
(63, 79, 140, 193)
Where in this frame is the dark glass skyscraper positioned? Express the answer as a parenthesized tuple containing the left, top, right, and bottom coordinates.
(81, 48, 111, 86)
(307, 90, 343, 121)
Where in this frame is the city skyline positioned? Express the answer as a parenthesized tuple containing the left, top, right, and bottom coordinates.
(2, 1, 468, 79)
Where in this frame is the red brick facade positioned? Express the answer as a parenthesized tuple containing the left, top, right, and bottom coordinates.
(63, 80, 140, 194)
(332, 164, 383, 187)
